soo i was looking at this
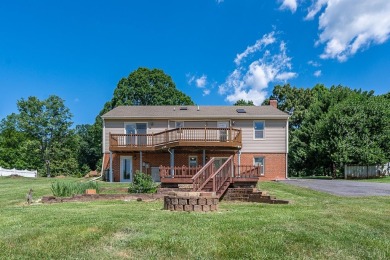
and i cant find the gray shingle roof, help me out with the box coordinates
[101,105,289,120]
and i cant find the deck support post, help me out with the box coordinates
[203,149,206,166]
[140,151,143,173]
[109,151,113,182]
[169,149,175,177]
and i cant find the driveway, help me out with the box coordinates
[281,179,390,196]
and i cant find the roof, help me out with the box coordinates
[102,105,289,120]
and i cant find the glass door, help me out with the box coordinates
[213,157,228,170]
[125,123,147,145]
[218,122,229,142]
[120,156,133,182]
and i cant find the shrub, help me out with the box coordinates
[51,181,100,197]
[128,171,158,193]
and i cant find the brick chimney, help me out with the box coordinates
[269,99,278,108]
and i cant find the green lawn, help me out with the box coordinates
[1,177,389,259]
[356,176,390,183]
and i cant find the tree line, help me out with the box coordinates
[0,67,389,177]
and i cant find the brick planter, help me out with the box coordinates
[163,192,219,212]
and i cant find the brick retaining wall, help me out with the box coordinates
[163,192,219,212]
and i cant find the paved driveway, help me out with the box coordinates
[281,179,390,196]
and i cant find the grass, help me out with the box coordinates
[1,176,389,259]
[355,176,390,183]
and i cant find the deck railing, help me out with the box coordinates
[110,127,242,151]
[192,158,216,191]
[159,165,202,179]
[234,165,263,178]
[158,163,262,183]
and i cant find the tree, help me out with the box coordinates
[234,99,254,106]
[75,124,101,171]
[89,67,195,170]
[0,114,34,169]
[265,84,389,177]
[106,67,194,112]
[16,95,76,176]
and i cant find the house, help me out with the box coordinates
[101,101,289,195]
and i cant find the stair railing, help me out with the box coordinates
[211,155,233,194]
[192,158,215,191]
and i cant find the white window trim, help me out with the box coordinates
[253,120,265,140]
[253,156,265,176]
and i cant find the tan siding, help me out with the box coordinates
[149,120,169,133]
[169,121,218,128]
[104,120,124,153]
[235,119,287,153]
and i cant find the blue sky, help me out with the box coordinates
[1,0,389,126]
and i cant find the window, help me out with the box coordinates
[253,121,265,139]
[175,121,184,128]
[253,156,265,176]
[189,156,198,168]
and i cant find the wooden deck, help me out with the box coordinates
[109,127,242,152]
[159,163,263,193]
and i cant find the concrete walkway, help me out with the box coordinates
[281,179,390,196]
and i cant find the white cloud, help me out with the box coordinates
[187,73,211,96]
[234,32,276,65]
[219,32,297,105]
[279,0,298,13]
[313,70,322,77]
[186,74,196,85]
[308,60,321,67]
[196,75,207,88]
[305,0,390,61]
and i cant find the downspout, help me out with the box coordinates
[90,117,106,182]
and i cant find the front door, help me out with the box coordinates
[120,156,133,182]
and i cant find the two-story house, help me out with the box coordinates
[101,101,289,195]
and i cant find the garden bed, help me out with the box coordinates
[42,193,165,203]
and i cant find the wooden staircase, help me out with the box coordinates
[192,155,234,199]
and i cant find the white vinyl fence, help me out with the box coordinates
[344,163,389,179]
[0,167,37,178]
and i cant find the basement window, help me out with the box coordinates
[180,107,188,110]
[253,156,265,176]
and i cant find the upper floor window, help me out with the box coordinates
[175,121,184,128]
[253,121,265,139]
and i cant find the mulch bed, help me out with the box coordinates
[41,193,165,203]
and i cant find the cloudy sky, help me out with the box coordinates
[1,0,389,125]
